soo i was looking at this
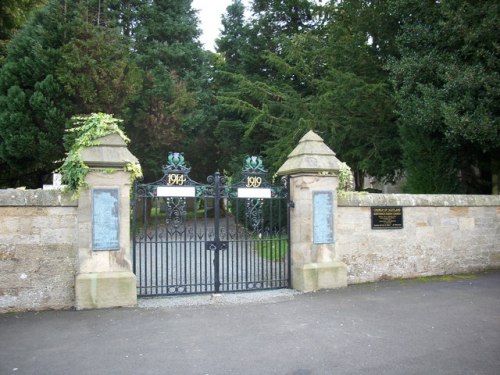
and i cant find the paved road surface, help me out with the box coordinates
[1,271,499,375]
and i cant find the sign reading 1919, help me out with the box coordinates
[246,176,262,188]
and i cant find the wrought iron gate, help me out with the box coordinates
[131,153,290,296]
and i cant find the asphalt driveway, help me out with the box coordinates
[1,271,499,375]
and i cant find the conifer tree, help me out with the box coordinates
[389,0,499,193]
[214,0,319,174]
[121,0,210,181]
[0,0,47,66]
[0,0,139,187]
[216,0,248,72]
[215,0,401,188]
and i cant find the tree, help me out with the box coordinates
[0,0,47,66]
[120,0,211,181]
[216,0,249,72]
[213,1,252,172]
[214,0,320,174]
[246,0,317,78]
[389,0,499,193]
[302,1,401,187]
[215,0,401,188]
[0,0,140,188]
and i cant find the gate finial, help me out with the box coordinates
[163,152,191,174]
[243,156,267,173]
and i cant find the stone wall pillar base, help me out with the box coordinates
[292,261,347,292]
[75,272,137,310]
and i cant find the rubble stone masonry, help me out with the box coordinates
[1,189,499,312]
[0,190,77,312]
[337,194,500,283]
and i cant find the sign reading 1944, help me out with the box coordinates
[371,206,403,229]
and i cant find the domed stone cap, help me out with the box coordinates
[276,130,342,176]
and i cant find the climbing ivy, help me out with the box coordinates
[338,162,354,193]
[58,113,142,197]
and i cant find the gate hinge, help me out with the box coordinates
[289,200,295,209]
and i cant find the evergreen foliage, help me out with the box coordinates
[0,0,47,66]
[0,0,498,194]
[0,0,139,188]
[389,0,499,193]
[216,0,248,72]
[119,0,211,182]
[215,0,401,189]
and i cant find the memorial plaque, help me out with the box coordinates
[92,188,120,250]
[313,192,334,244]
[371,206,403,229]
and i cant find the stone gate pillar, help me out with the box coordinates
[74,134,139,309]
[277,131,347,292]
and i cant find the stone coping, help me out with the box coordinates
[0,189,77,207]
[338,193,500,207]
[2,189,497,208]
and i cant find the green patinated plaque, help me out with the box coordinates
[313,191,334,244]
[92,188,120,250]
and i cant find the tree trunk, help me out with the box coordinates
[354,170,364,191]
[492,151,500,195]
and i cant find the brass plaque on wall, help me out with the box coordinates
[371,206,403,229]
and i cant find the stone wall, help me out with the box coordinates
[0,190,78,312]
[336,194,500,284]
[1,186,499,311]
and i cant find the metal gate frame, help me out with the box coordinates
[131,153,290,296]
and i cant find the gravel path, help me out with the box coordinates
[133,217,289,296]
[138,288,301,309]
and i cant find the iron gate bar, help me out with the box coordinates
[212,172,221,293]
[132,153,290,297]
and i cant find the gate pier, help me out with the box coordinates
[74,134,138,309]
[277,131,348,292]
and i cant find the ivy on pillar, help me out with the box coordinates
[277,130,348,292]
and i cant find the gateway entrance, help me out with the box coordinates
[131,153,290,296]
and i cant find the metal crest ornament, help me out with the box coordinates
[159,152,199,188]
[235,155,270,192]
[243,156,267,174]
[162,152,191,174]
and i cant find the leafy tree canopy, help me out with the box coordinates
[118,0,212,182]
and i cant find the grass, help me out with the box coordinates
[396,273,479,285]
[255,235,289,261]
